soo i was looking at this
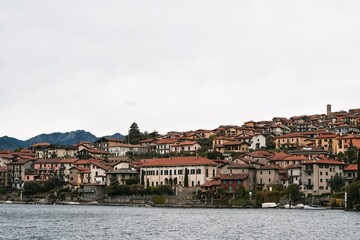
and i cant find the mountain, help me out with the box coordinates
[0,130,124,150]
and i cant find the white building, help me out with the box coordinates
[140,156,218,188]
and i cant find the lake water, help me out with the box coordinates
[0,204,359,240]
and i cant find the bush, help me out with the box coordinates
[152,195,166,204]
[24,181,42,194]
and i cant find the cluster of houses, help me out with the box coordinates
[0,104,359,199]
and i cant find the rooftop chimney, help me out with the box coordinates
[327,104,331,116]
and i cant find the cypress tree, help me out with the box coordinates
[357,149,360,181]
[184,168,189,187]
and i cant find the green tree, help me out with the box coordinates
[347,181,360,209]
[126,122,142,144]
[107,179,120,196]
[125,178,139,185]
[130,184,144,195]
[266,135,276,150]
[327,174,345,193]
[284,184,304,203]
[43,177,64,192]
[207,151,224,160]
[23,181,42,194]
[345,146,358,163]
[357,149,360,181]
[184,168,189,187]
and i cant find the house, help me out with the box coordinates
[139,156,218,188]
[156,138,179,155]
[200,179,221,193]
[108,143,148,157]
[314,133,338,154]
[223,141,250,153]
[139,139,157,151]
[274,132,315,149]
[8,159,35,189]
[343,164,358,186]
[78,183,107,201]
[170,141,201,154]
[59,158,78,182]
[285,164,302,185]
[212,137,232,153]
[94,137,124,151]
[0,166,10,189]
[32,158,61,181]
[68,166,91,186]
[31,143,77,159]
[300,157,345,196]
[226,163,256,191]
[335,134,360,154]
[0,153,13,166]
[256,165,286,191]
[219,174,250,193]
[106,168,139,186]
[77,148,110,159]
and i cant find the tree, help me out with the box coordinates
[127,122,141,144]
[358,149,360,181]
[184,168,189,187]
[42,177,64,192]
[345,146,358,163]
[266,135,276,150]
[23,181,42,194]
[347,181,360,209]
[107,179,120,196]
[284,184,304,203]
[207,151,224,160]
[327,174,345,193]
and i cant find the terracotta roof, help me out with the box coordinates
[31,142,51,147]
[140,157,217,167]
[34,159,62,164]
[219,174,249,180]
[344,164,358,171]
[70,166,91,173]
[176,141,199,146]
[314,134,338,139]
[0,154,14,159]
[227,163,256,169]
[0,166,9,172]
[80,148,110,154]
[201,179,221,187]
[301,158,345,165]
[223,141,249,146]
[59,158,78,163]
[156,138,179,144]
[139,139,156,143]
[258,164,283,170]
[271,152,289,160]
[285,164,301,169]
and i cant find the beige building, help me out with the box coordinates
[300,157,345,196]
[256,165,286,191]
[274,132,313,149]
[170,141,201,154]
[140,156,217,188]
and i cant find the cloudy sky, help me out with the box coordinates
[1,1,360,140]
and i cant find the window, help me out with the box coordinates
[260,171,262,175]
[320,172,322,175]
[269,171,271,175]
[320,179,323,183]
[237,180,240,185]
[192,181,194,187]
[229,180,232,185]
[212,169,215,177]
[178,170,182,175]
[191,169,195,174]
[196,169,201,174]
[229,186,232,192]
[269,178,271,183]
[224,180,227,184]
[206,169,209,177]
[174,170,177,175]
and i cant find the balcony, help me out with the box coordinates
[304,169,313,173]
[304,184,313,190]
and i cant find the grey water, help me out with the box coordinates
[0,204,359,240]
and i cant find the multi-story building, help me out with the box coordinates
[170,141,201,154]
[0,166,10,189]
[300,157,345,196]
[8,159,34,189]
[140,156,217,188]
[343,164,358,186]
[256,165,286,191]
[31,143,77,159]
[95,137,124,152]
[155,138,179,155]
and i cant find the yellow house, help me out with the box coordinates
[314,133,338,154]
[274,132,312,149]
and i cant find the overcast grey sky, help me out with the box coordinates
[1,1,360,140]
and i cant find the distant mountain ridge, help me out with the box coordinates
[0,130,124,150]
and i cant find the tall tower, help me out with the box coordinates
[327,104,331,116]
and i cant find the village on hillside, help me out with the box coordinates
[1,104,360,208]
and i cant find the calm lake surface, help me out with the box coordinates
[0,204,359,240]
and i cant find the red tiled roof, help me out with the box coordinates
[59,158,78,163]
[201,180,221,187]
[140,157,217,167]
[156,138,178,144]
[228,163,256,169]
[344,164,358,171]
[258,164,283,170]
[176,141,198,146]
[285,164,301,169]
[0,154,13,159]
[31,142,51,147]
[301,158,345,165]
[219,174,249,180]
[0,166,9,172]
[223,141,249,146]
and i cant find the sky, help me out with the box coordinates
[1,1,360,140]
